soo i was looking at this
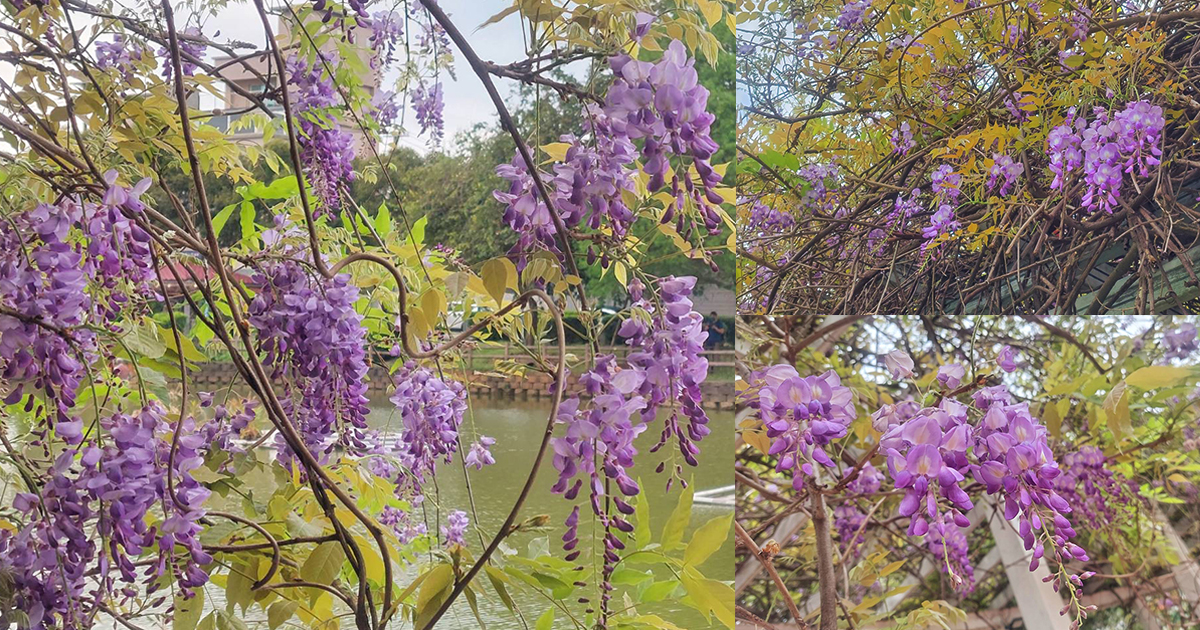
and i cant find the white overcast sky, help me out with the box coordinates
[182,0,535,154]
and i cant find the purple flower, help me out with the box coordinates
[884,349,915,379]
[441,510,469,546]
[890,121,914,155]
[987,153,1024,197]
[996,345,1018,372]
[938,363,965,389]
[159,26,205,83]
[633,12,655,41]
[412,81,445,144]
[745,365,855,489]
[286,54,357,212]
[1164,323,1198,360]
[464,436,496,470]
[390,362,468,484]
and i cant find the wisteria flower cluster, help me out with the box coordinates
[1163,322,1197,360]
[743,365,856,489]
[495,40,724,269]
[1046,100,1165,214]
[286,54,358,213]
[247,260,372,461]
[159,26,205,83]
[750,347,1093,605]
[0,172,156,434]
[388,361,468,484]
[1,403,211,628]
[550,276,710,621]
[923,164,962,247]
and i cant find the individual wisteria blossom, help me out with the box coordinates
[890,121,914,155]
[1047,100,1165,213]
[743,364,856,489]
[1164,322,1198,360]
[464,436,496,470]
[884,349,915,379]
[987,153,1025,197]
[997,345,1019,372]
[938,363,965,389]
[159,26,205,83]
[412,80,445,144]
[633,11,655,41]
[286,54,357,212]
[441,510,469,546]
[248,261,371,461]
[389,362,468,484]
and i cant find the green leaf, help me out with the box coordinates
[123,319,166,359]
[535,608,555,630]
[375,203,393,237]
[409,215,427,246]
[684,512,732,567]
[640,580,680,603]
[215,611,249,630]
[173,589,204,630]
[1125,366,1193,390]
[239,201,256,241]
[661,484,694,551]
[633,485,651,548]
[680,567,734,629]
[417,564,454,611]
[267,601,298,630]
[212,203,237,236]
[1103,380,1133,441]
[485,565,516,612]
[301,541,345,586]
[481,257,516,306]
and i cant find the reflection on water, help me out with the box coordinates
[372,398,735,629]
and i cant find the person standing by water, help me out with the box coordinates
[704,311,727,349]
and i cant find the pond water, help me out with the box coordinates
[128,398,733,629]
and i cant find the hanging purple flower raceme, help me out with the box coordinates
[389,361,468,485]
[368,10,404,68]
[605,41,724,234]
[987,153,1024,197]
[742,363,856,490]
[412,81,445,144]
[1047,100,1165,213]
[1163,322,1197,360]
[1053,446,1143,533]
[3,403,211,629]
[286,54,357,213]
[0,171,156,440]
[926,513,975,593]
[890,121,914,155]
[96,35,143,81]
[549,276,711,625]
[494,106,640,269]
[159,26,205,84]
[247,260,371,462]
[922,164,962,250]
[441,510,469,547]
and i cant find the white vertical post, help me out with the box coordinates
[987,502,1071,630]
